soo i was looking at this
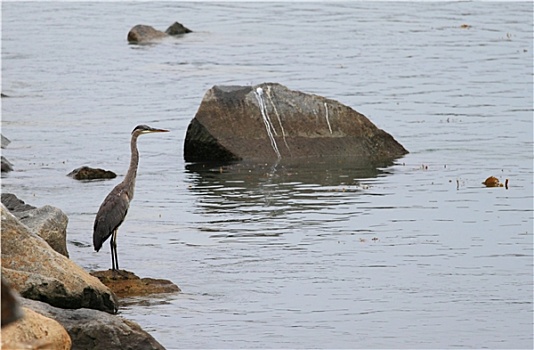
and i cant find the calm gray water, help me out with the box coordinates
[2,2,533,349]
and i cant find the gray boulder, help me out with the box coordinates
[1,204,118,314]
[22,298,165,350]
[1,193,69,257]
[184,83,408,162]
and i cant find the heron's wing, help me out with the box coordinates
[93,185,130,251]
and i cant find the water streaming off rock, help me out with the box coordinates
[2,2,532,349]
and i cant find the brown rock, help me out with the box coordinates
[127,22,192,44]
[68,166,117,180]
[1,306,72,350]
[184,83,408,162]
[127,24,168,43]
[1,204,118,314]
[91,270,180,298]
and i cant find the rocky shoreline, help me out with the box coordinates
[1,195,180,350]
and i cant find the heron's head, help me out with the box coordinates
[131,124,169,135]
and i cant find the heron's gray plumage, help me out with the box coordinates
[92,124,168,270]
[93,187,130,252]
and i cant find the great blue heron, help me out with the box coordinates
[93,125,169,271]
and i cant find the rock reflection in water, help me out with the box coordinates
[185,157,397,239]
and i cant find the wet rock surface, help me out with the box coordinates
[91,270,181,298]
[68,165,117,180]
[184,83,408,162]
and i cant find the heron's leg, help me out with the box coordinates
[112,229,119,271]
[110,231,116,271]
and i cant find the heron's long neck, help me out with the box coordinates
[123,133,140,199]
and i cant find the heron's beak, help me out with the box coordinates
[149,128,170,133]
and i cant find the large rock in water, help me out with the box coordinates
[184,83,408,162]
[1,205,118,314]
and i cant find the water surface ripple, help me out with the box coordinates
[2,2,532,349]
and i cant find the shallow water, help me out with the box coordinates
[2,2,533,349]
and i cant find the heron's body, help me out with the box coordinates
[93,125,168,271]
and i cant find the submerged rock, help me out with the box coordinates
[91,270,181,298]
[1,205,118,314]
[184,83,408,162]
[22,298,165,350]
[68,166,117,180]
[165,21,192,35]
[128,21,192,44]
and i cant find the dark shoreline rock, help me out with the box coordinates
[184,83,408,163]
[22,298,166,350]
[1,193,36,212]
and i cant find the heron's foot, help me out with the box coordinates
[109,269,130,279]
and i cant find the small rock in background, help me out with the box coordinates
[1,156,13,173]
[1,134,13,173]
[68,166,116,180]
[128,21,192,44]
[165,21,192,35]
